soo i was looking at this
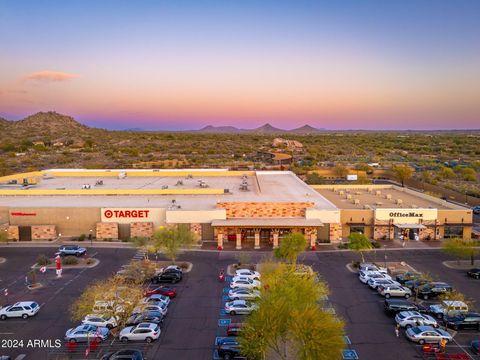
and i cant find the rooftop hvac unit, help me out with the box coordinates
[333,188,338,192]
[118,172,127,179]
[353,199,360,205]
[364,204,372,209]
[346,194,352,200]
[396,199,403,205]
[367,188,373,193]
[385,194,392,200]
[375,190,382,196]
[339,190,345,196]
[411,204,418,208]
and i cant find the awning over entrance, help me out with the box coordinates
[211,218,323,227]
[394,224,426,229]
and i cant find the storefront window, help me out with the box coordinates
[444,226,463,238]
[350,226,364,235]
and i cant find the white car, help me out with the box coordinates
[228,288,261,301]
[65,324,109,343]
[405,326,452,345]
[119,323,161,343]
[230,277,261,290]
[224,300,258,315]
[359,271,391,284]
[82,314,118,329]
[0,301,40,320]
[378,285,412,299]
[368,278,399,290]
[235,269,261,280]
[141,295,171,306]
[359,263,388,274]
[395,311,438,328]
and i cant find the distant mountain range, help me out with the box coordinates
[195,123,326,134]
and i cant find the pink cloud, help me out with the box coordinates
[23,71,79,82]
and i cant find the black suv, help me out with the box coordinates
[152,271,182,284]
[445,313,480,330]
[384,299,428,315]
[217,338,245,360]
[126,311,164,326]
[416,282,452,300]
[467,268,480,279]
[100,349,144,360]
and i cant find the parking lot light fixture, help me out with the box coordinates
[383,245,387,269]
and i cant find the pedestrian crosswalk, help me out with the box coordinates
[132,250,147,260]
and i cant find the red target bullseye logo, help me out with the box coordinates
[104,210,113,218]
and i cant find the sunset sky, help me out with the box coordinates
[0,1,479,130]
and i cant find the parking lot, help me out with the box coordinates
[0,247,479,360]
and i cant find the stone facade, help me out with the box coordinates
[31,225,56,240]
[96,222,118,240]
[419,227,435,240]
[329,223,342,242]
[7,225,18,241]
[216,202,315,218]
[130,222,153,238]
[190,223,202,241]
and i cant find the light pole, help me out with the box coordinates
[89,229,93,246]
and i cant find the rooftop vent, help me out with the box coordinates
[375,190,382,196]
[353,199,360,205]
[396,199,403,205]
[385,194,392,200]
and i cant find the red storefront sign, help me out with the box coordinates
[10,212,37,216]
[103,209,150,219]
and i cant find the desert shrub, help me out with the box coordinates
[78,234,86,241]
[37,254,52,266]
[62,256,79,265]
[180,262,189,270]
[85,258,95,265]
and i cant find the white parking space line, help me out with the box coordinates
[14,355,26,360]
[451,337,475,359]
[0,332,14,335]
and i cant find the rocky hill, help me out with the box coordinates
[9,111,90,136]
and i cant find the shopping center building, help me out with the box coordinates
[0,169,472,248]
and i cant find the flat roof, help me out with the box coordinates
[212,218,323,227]
[315,185,462,210]
[0,170,337,211]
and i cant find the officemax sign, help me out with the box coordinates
[101,208,165,224]
[375,208,437,224]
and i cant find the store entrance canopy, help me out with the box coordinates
[394,224,426,229]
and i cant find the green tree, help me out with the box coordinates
[439,167,455,179]
[347,232,373,262]
[153,224,196,263]
[274,233,307,265]
[333,164,349,178]
[239,262,344,360]
[129,236,155,259]
[305,172,325,185]
[392,164,413,187]
[443,238,480,266]
[70,277,144,329]
[0,229,8,244]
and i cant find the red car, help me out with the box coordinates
[145,286,177,298]
[226,323,244,336]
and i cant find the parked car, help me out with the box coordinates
[126,311,164,326]
[119,323,161,343]
[359,271,391,284]
[396,272,422,284]
[429,300,469,319]
[137,303,168,315]
[405,325,452,345]
[217,337,242,360]
[471,340,479,354]
[403,278,429,290]
[227,323,244,336]
[467,268,480,279]
[472,206,480,215]
[378,285,412,299]
[359,263,387,273]
[144,287,176,298]
[0,301,40,320]
[444,313,480,330]
[157,265,183,274]
[224,300,258,315]
[384,299,428,316]
[416,282,452,300]
[228,288,260,301]
[235,269,260,280]
[82,314,118,329]
[140,294,170,306]
[230,277,261,290]
[56,245,87,257]
[395,311,438,328]
[100,349,145,360]
[65,324,109,343]
[367,278,399,290]
[151,271,182,284]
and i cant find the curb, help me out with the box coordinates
[0,257,6,264]
[442,260,479,270]
[30,258,100,270]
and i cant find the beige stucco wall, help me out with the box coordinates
[305,209,341,223]
[165,209,226,224]
[9,207,101,237]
